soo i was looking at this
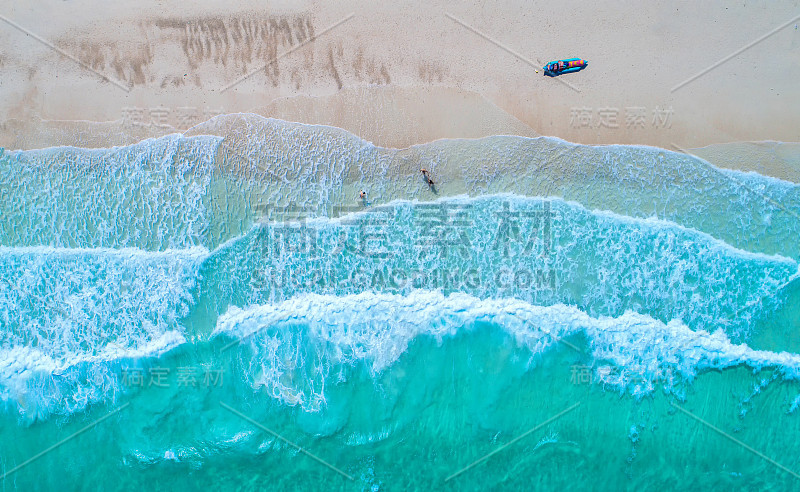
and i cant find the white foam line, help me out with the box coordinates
[262,193,798,266]
[213,290,800,388]
[0,331,187,393]
[720,167,800,188]
[3,133,224,155]
[3,114,793,188]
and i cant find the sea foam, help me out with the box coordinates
[213,290,800,411]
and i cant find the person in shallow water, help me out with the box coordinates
[359,190,366,200]
[420,168,435,187]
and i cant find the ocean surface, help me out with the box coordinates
[1,117,799,490]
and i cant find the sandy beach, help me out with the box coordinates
[1,1,799,160]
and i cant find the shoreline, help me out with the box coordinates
[4,111,799,185]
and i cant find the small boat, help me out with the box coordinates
[543,58,588,77]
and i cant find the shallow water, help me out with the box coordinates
[1,119,799,490]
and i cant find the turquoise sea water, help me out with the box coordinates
[1,118,799,490]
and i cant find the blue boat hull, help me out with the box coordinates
[543,58,588,77]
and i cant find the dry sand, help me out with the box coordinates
[1,1,799,167]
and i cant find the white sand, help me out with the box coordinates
[1,1,799,159]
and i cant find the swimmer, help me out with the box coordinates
[420,168,435,187]
[359,190,367,200]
